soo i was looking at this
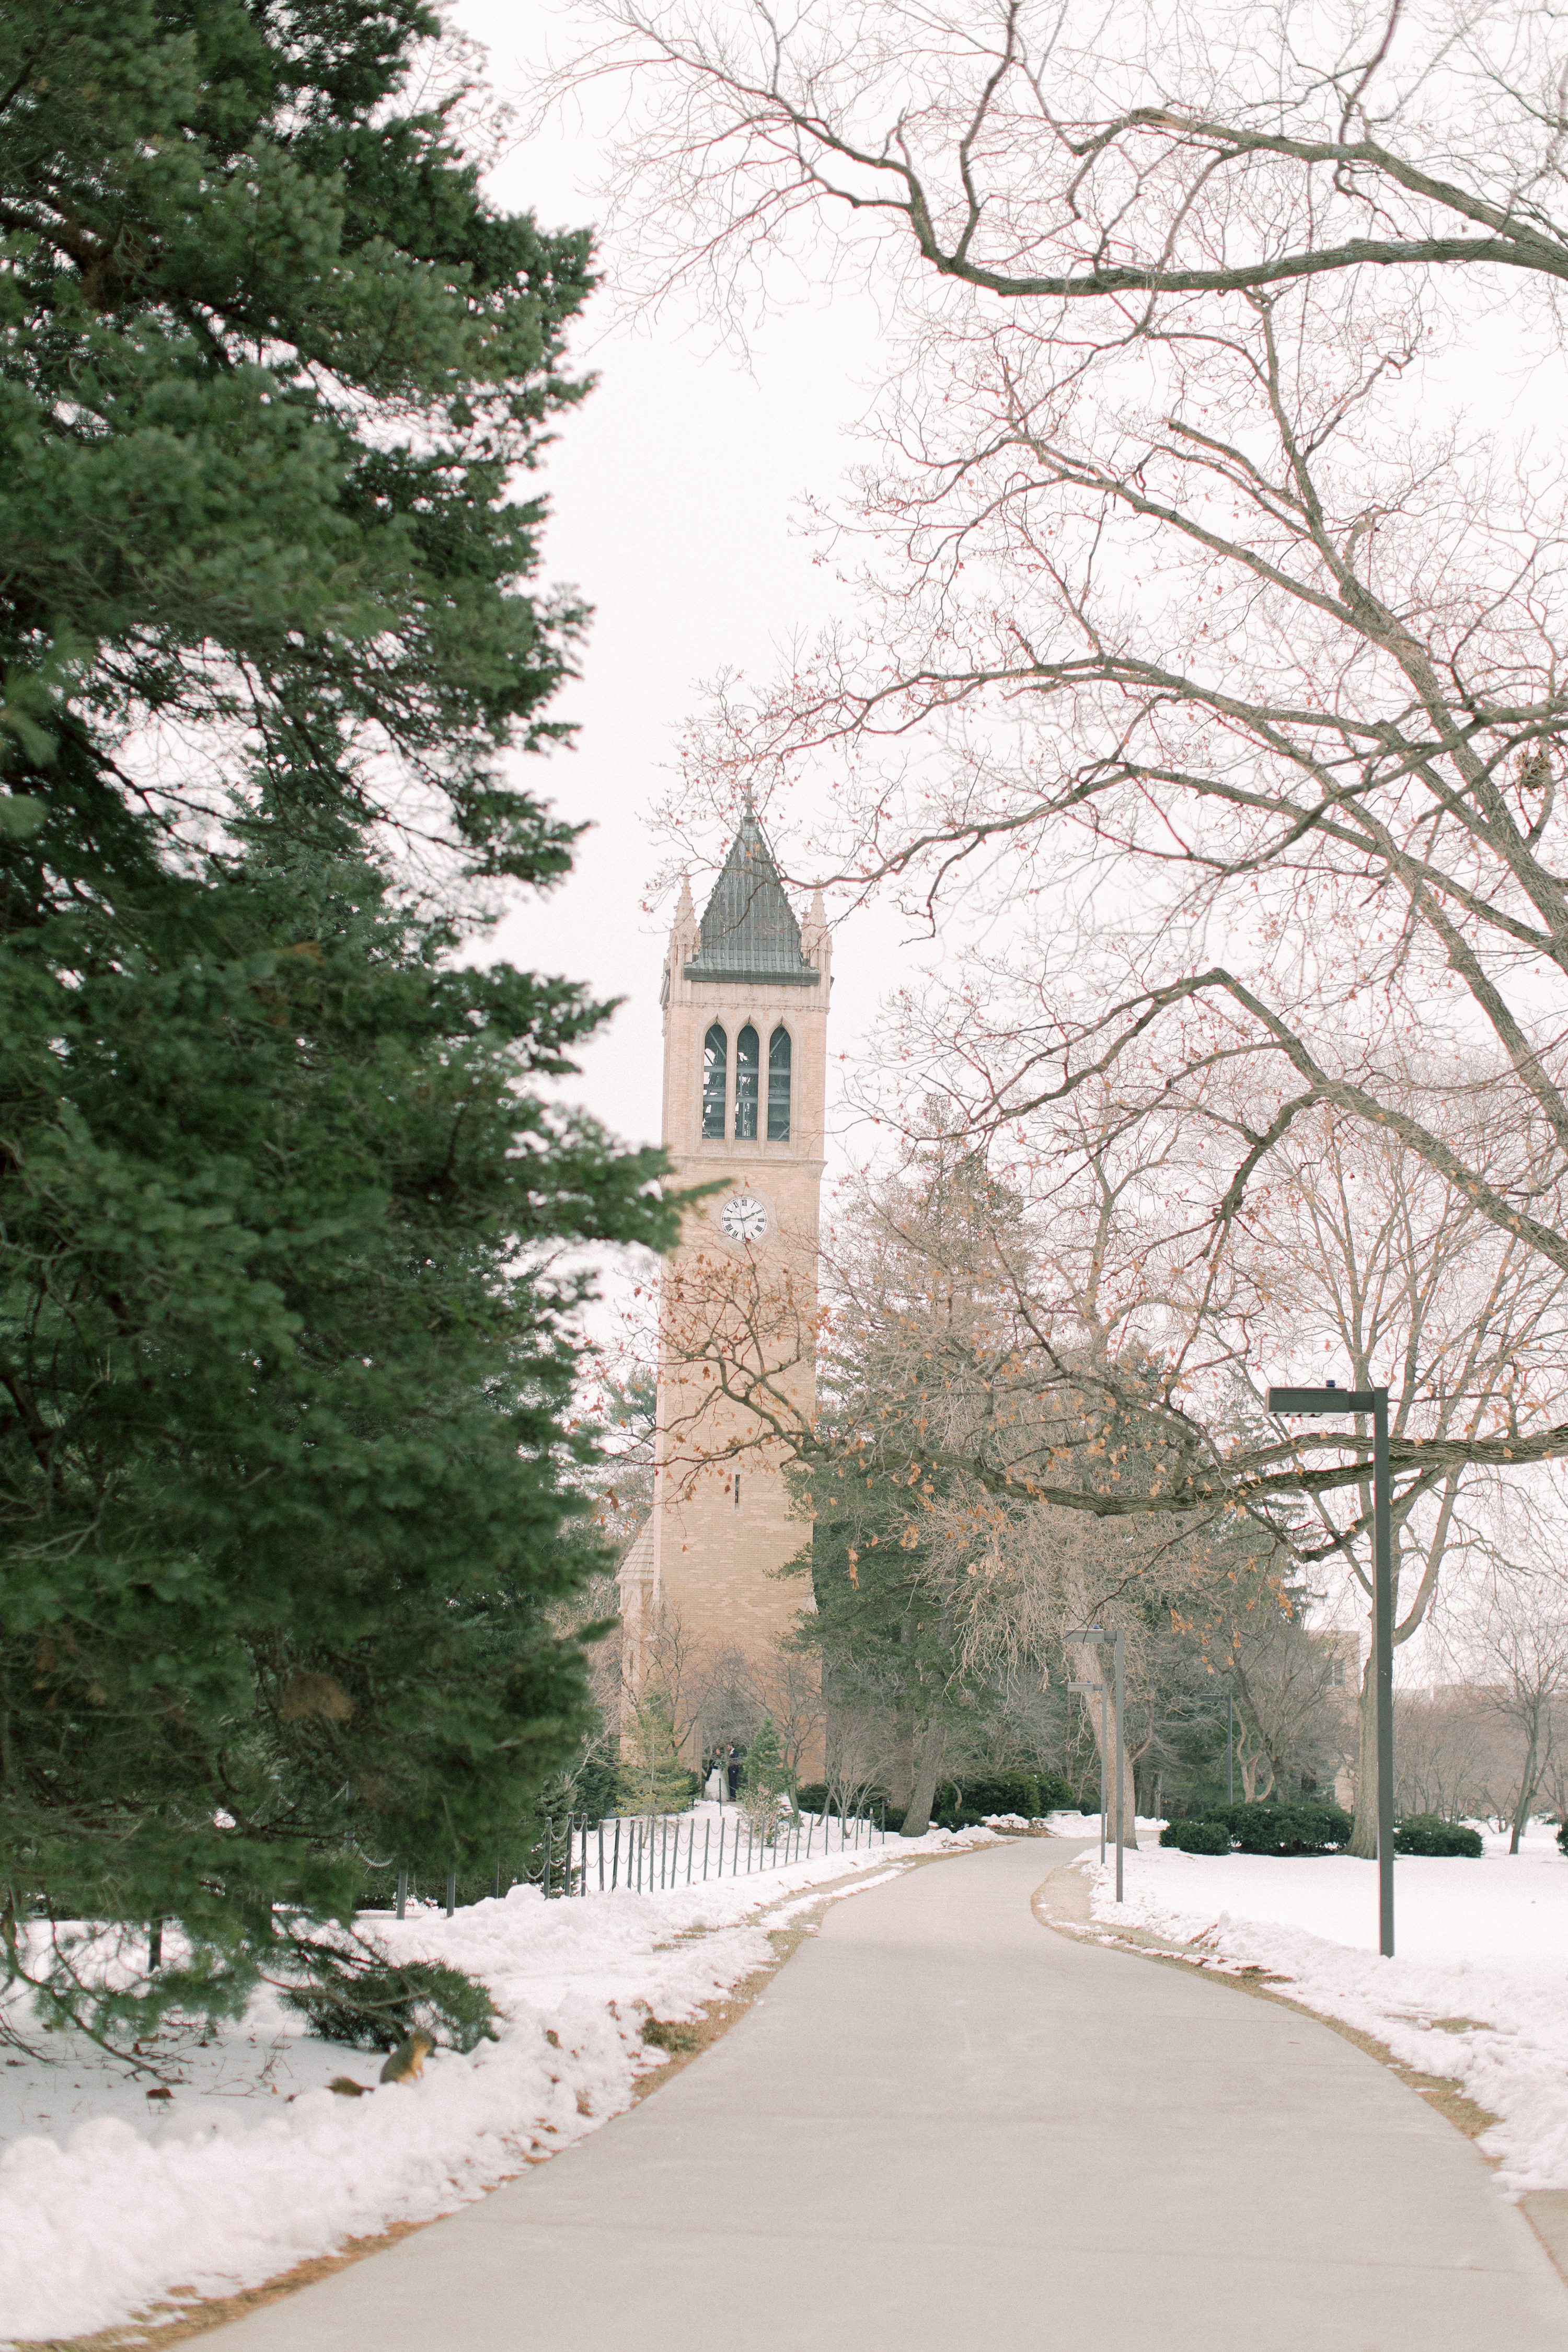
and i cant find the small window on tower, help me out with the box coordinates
[768,1024,791,1140]
[734,1023,759,1139]
[702,1024,727,1138]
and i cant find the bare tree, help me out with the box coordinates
[552,2,1568,314]
[1225,1093,1568,1848]
[1226,1613,1347,1803]
[1460,1541,1568,1848]
[1393,1685,1494,1819]
[551,1,1568,1531]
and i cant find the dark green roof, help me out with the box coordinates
[684,811,820,986]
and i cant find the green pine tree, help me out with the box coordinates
[616,1695,691,1818]
[739,1716,792,1842]
[0,3,672,2032]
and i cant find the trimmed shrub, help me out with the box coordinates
[932,1772,1077,1829]
[1162,1802,1351,1857]
[1227,1802,1351,1856]
[1160,1817,1232,1854]
[1395,1815,1484,1858]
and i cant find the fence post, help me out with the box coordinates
[396,1869,408,1921]
[704,1819,711,1881]
[445,1864,456,1918]
[611,1815,620,1890]
[543,1821,553,1900]
[598,1817,606,1893]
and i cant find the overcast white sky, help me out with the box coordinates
[452,0,915,1186]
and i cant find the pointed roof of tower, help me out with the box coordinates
[683,808,821,986]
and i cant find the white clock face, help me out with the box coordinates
[719,1193,769,1243]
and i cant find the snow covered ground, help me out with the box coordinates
[1082,1823,1568,2196]
[0,1821,995,2346]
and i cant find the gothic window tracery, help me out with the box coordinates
[768,1024,792,1140]
[702,1023,727,1138]
[734,1023,760,1139]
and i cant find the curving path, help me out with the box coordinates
[213,1837,1568,2350]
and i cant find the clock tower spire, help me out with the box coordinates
[622,812,829,1766]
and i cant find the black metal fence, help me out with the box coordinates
[372,1804,890,1918]
[548,1803,890,1898]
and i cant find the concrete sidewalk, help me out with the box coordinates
[213,1837,1568,2350]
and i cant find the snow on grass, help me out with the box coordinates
[0,1824,997,2346]
[1082,1824,1568,2195]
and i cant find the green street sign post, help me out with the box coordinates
[1267,1381,1394,1958]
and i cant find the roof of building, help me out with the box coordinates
[684,809,820,986]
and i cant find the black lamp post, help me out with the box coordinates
[1267,1380,1394,1958]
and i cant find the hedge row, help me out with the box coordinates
[1161,1802,1352,1857]
[1161,1804,1483,1858]
[793,1772,1079,1833]
[932,1772,1078,1829]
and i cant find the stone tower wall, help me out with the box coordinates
[624,846,828,1770]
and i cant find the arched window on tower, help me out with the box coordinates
[768,1024,792,1140]
[734,1023,760,1138]
[702,1024,727,1138]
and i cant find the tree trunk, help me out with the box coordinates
[1350,1653,1378,1859]
[1067,1635,1138,1850]
[1510,1719,1540,1854]
[886,1707,914,1810]
[899,1717,946,1838]
[1113,1727,1139,1852]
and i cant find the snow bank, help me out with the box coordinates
[0,1825,996,2344]
[1047,1810,1167,1841]
[1082,1825,1568,2195]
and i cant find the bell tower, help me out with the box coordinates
[620,812,828,1759]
